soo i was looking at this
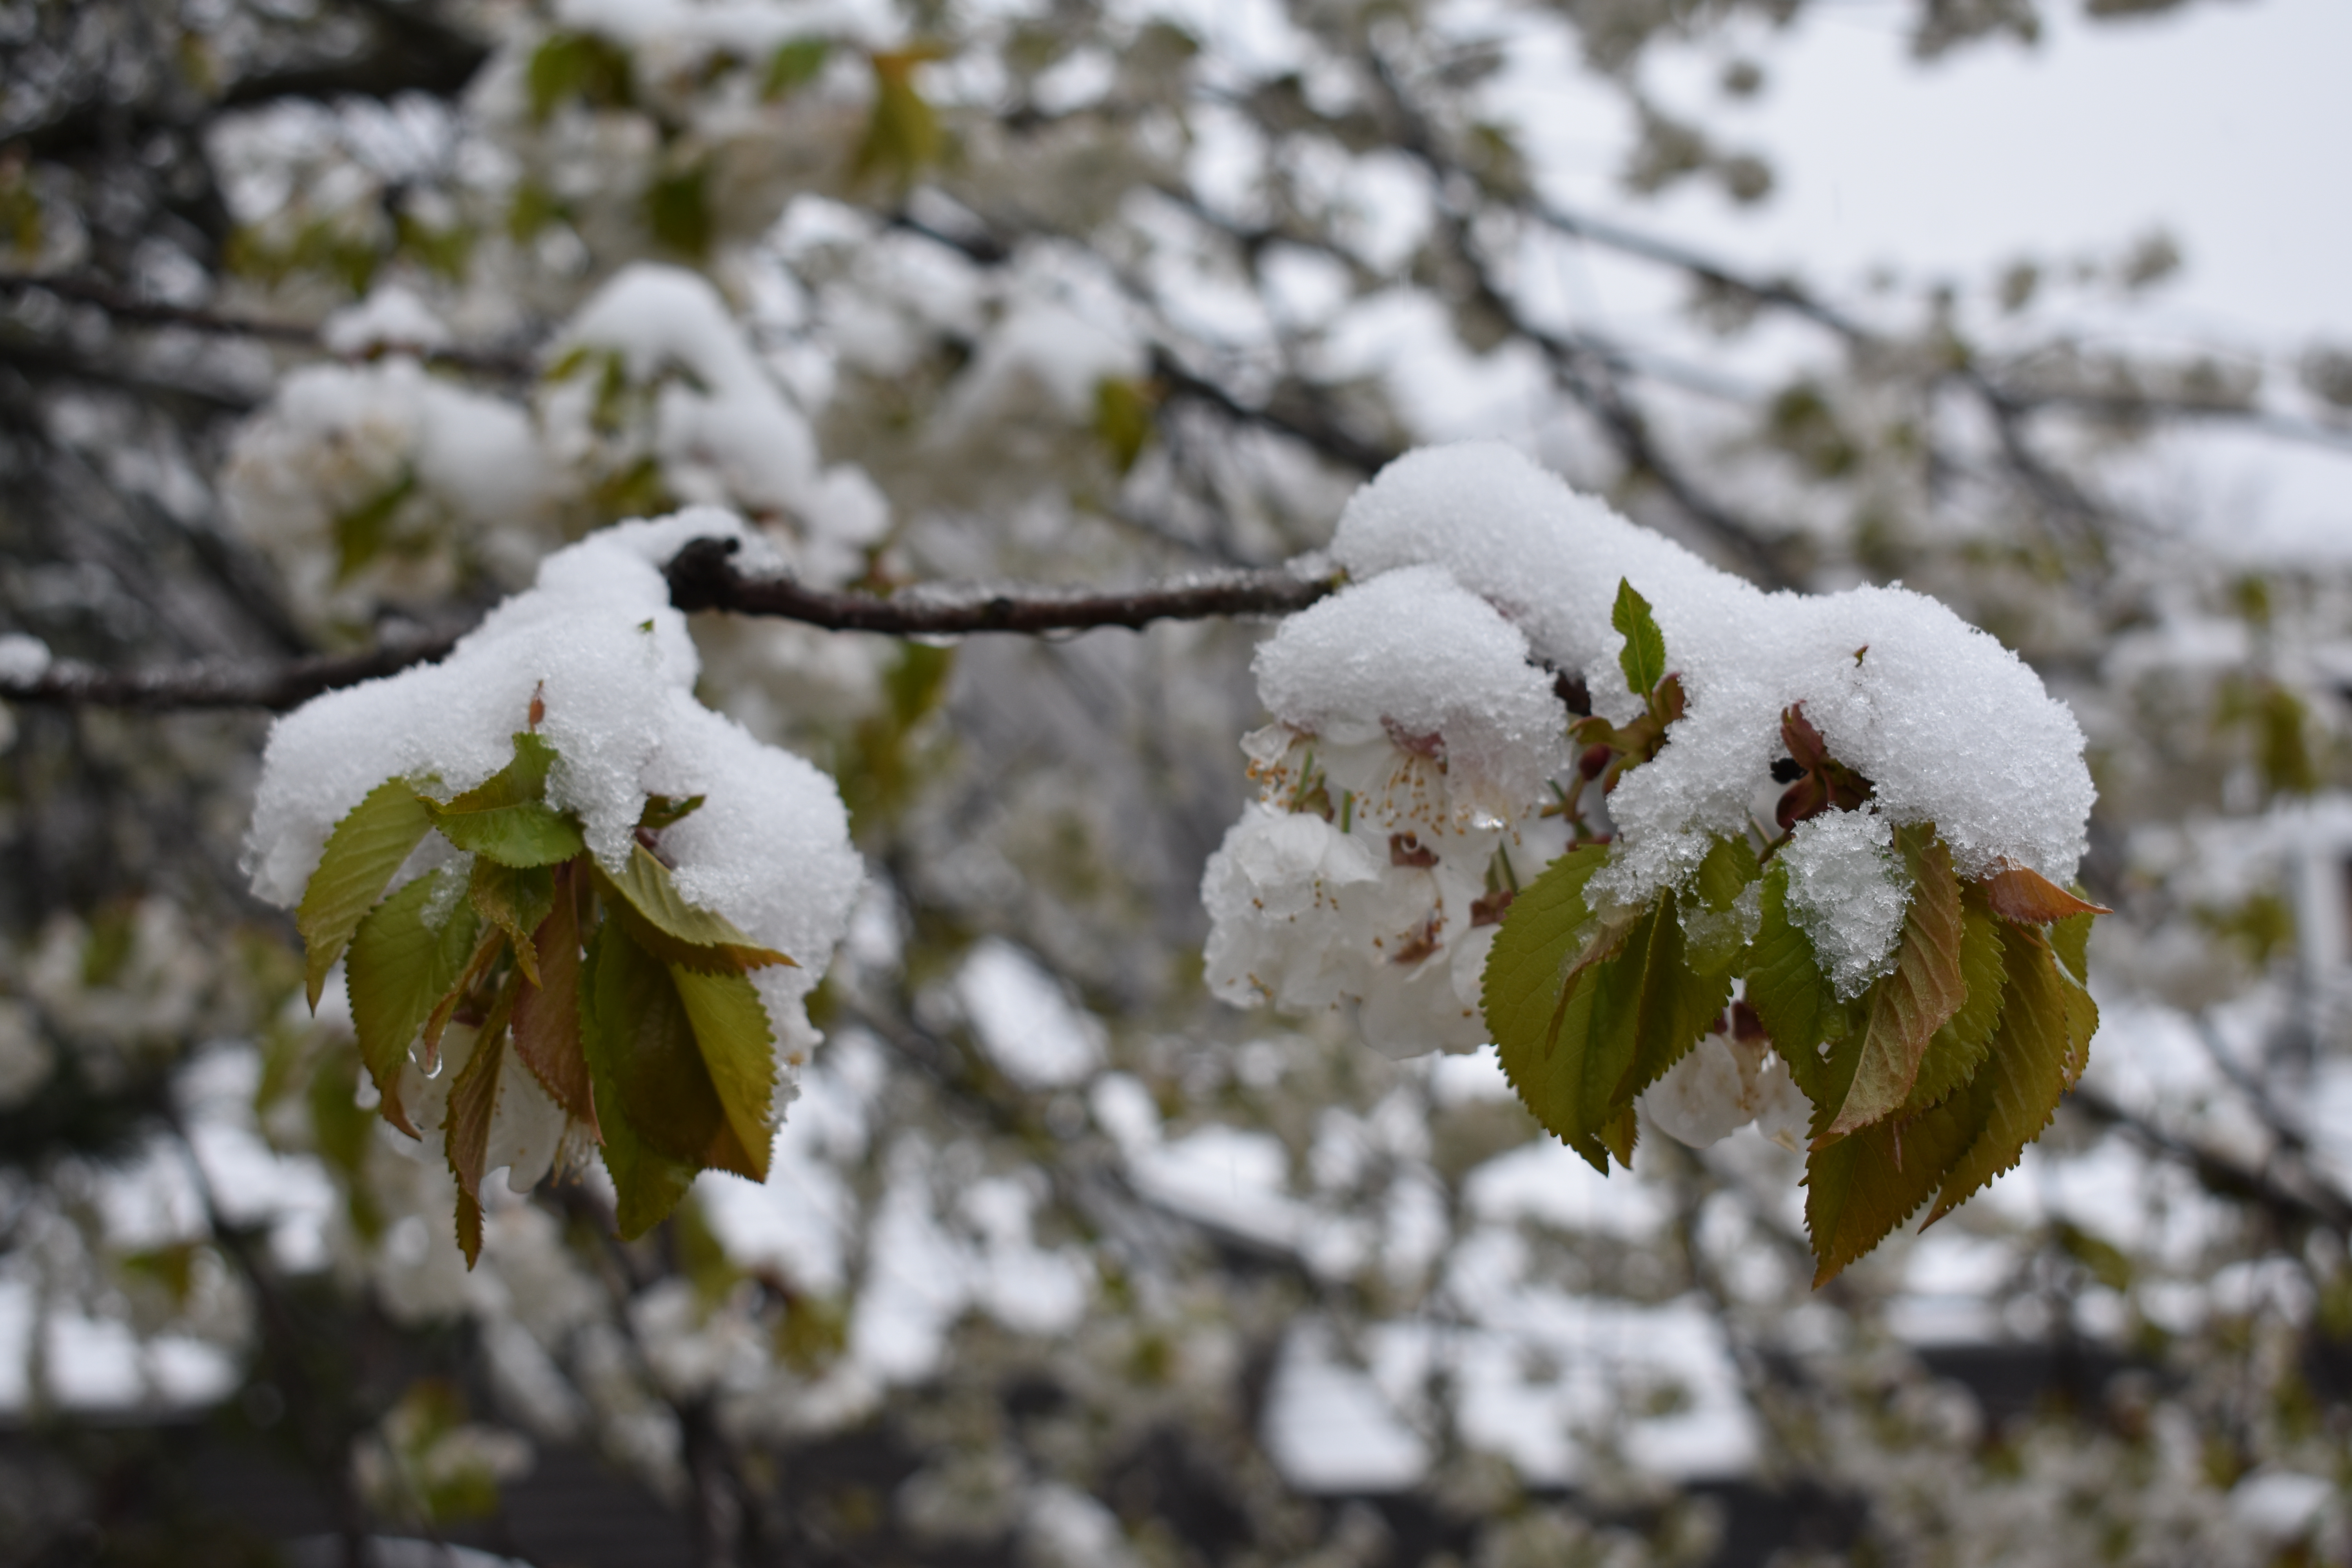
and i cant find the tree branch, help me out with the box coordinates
[0,545,1341,711]
[662,536,1339,637]
[0,273,537,379]
[2069,1084,2352,1237]
[1,622,466,711]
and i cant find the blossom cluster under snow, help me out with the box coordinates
[223,268,890,641]
[1203,441,2094,1078]
[247,509,865,1180]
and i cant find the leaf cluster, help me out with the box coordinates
[1484,600,2109,1282]
[295,729,795,1263]
[1566,581,1689,795]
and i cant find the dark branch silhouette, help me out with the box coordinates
[2,624,468,711]
[662,537,1340,635]
[0,543,1341,711]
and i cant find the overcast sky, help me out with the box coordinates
[1478,0,2352,557]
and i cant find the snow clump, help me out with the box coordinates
[1778,811,1910,1000]
[1203,441,2094,1058]
[247,507,865,1085]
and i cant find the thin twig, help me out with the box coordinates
[0,273,536,377]
[1,623,468,711]
[2069,1084,2352,1236]
[663,536,1340,637]
[0,546,1340,711]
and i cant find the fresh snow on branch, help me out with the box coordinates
[1204,442,2100,1228]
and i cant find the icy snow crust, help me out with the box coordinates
[1203,441,2094,1058]
[1779,811,1910,1000]
[247,508,864,1067]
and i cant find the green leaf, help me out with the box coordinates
[584,920,759,1180]
[1483,855,1728,1175]
[1745,861,1834,1097]
[332,470,416,584]
[645,162,711,261]
[469,858,554,985]
[2051,909,2093,984]
[1900,884,2007,1115]
[510,862,598,1136]
[1612,578,1668,699]
[1683,833,1763,973]
[638,794,706,831]
[1581,889,1731,1160]
[762,36,831,98]
[670,967,778,1183]
[593,842,795,974]
[1805,1070,1994,1285]
[1095,376,1157,474]
[299,778,435,1009]
[426,733,587,868]
[430,797,585,869]
[527,31,633,123]
[1693,833,1760,912]
[1484,845,1621,1170]
[1820,829,1967,1140]
[579,922,702,1239]
[345,868,481,1138]
[855,50,944,185]
[1926,925,2096,1225]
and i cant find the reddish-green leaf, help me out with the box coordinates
[298,779,434,1009]
[1983,865,2111,923]
[444,1025,502,1206]
[1820,829,1967,1140]
[441,996,552,1273]
[345,868,481,1138]
[1900,883,2007,1116]
[510,862,598,1136]
[1806,1069,1994,1285]
[584,918,759,1180]
[470,858,554,985]
[1746,860,1838,1101]
[1926,924,2095,1225]
[579,921,701,1239]
[422,921,506,1071]
[670,966,777,1183]
[638,793,706,831]
[454,1188,484,1270]
[593,842,795,974]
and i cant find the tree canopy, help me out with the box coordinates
[3,2,2351,1565]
